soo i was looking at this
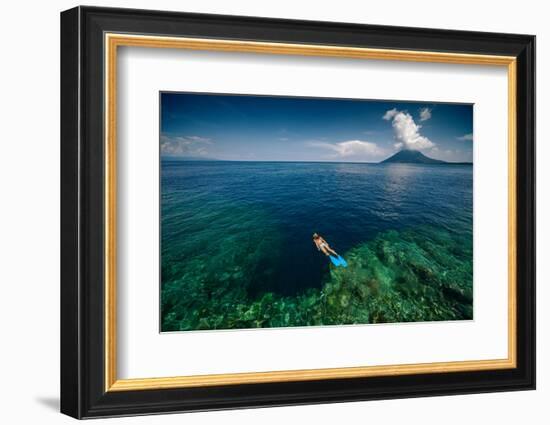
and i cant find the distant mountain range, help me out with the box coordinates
[380,149,471,165]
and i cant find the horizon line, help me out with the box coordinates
[160,157,473,165]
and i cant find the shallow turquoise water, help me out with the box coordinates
[161,161,472,331]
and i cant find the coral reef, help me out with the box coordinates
[161,226,472,331]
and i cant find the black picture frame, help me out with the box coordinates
[61,5,535,419]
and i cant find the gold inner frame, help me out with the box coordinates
[104,33,517,392]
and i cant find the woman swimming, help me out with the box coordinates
[312,233,339,257]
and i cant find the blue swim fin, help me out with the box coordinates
[337,255,348,268]
[329,255,341,266]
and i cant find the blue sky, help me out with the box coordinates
[160,92,473,163]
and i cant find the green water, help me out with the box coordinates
[163,228,473,331]
[161,223,473,331]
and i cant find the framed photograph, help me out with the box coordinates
[60,6,535,419]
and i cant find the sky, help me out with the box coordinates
[160,92,473,163]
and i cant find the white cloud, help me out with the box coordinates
[308,140,387,161]
[383,109,435,150]
[383,108,398,121]
[456,133,473,141]
[419,107,432,122]
[186,136,211,142]
[160,135,212,157]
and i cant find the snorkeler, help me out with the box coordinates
[312,233,339,257]
[313,233,348,267]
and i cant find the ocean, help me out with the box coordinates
[160,161,473,331]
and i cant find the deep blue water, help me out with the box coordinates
[161,161,472,298]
